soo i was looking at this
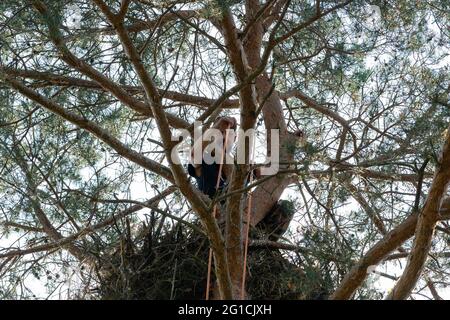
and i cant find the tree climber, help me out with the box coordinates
[187,116,238,199]
[186,116,300,242]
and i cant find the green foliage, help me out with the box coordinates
[0,0,449,300]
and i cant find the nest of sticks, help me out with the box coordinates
[95,204,332,300]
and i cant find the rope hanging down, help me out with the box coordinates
[241,132,256,300]
[205,126,256,300]
[205,124,231,300]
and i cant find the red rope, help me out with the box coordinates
[241,135,256,299]
[240,172,254,299]
[205,124,231,300]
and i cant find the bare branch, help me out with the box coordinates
[93,0,233,299]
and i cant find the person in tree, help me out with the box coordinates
[187,116,297,242]
[187,116,238,198]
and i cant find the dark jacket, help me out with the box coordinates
[187,161,226,198]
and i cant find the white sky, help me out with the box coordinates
[1,2,449,300]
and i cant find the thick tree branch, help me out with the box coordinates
[387,126,450,300]
[331,197,450,300]
[93,0,233,299]
[218,4,262,298]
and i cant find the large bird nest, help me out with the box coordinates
[95,218,333,300]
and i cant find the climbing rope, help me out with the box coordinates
[240,132,256,300]
[205,126,256,300]
[205,123,231,300]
